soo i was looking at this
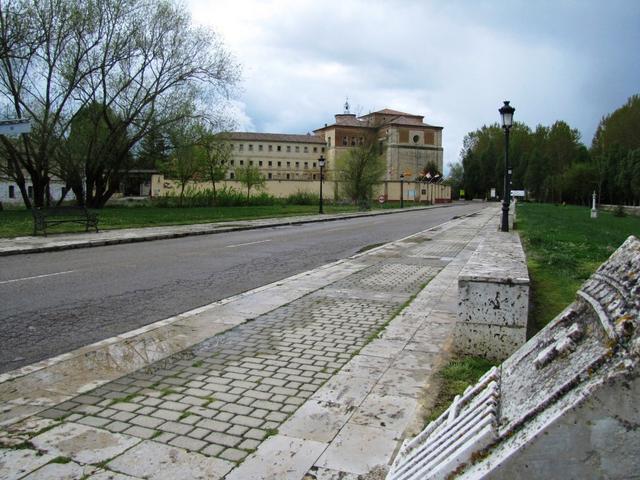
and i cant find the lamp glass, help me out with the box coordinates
[318,156,325,167]
[499,100,515,128]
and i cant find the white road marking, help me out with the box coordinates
[226,239,272,248]
[0,270,75,285]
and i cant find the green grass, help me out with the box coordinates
[424,356,496,424]
[517,202,640,332]
[0,201,419,238]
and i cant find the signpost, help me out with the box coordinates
[511,190,525,198]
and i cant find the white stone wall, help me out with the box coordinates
[0,179,76,204]
[455,230,530,362]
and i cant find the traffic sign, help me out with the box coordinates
[378,195,385,204]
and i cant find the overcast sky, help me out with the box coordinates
[188,0,640,173]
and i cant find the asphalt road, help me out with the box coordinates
[0,203,487,373]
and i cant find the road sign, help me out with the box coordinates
[378,195,385,204]
[512,190,526,197]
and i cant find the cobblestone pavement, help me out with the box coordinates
[0,207,497,479]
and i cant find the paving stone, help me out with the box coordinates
[158,401,189,412]
[197,418,231,432]
[220,447,248,462]
[158,421,193,435]
[244,428,267,440]
[220,403,252,415]
[123,425,157,439]
[215,411,235,422]
[111,402,140,413]
[107,440,233,480]
[104,421,130,433]
[21,460,85,480]
[130,415,164,429]
[250,400,282,411]
[204,431,242,447]
[110,411,136,422]
[31,422,140,465]
[0,448,56,480]
[230,415,264,428]
[169,435,207,452]
[151,409,182,421]
[238,438,261,451]
[201,444,225,456]
[77,415,111,428]
[225,435,326,480]
[227,425,249,436]
[265,411,288,422]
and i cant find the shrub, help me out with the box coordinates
[285,191,319,205]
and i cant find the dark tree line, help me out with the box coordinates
[0,0,239,208]
[453,94,640,206]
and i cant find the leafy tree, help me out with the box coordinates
[444,162,464,199]
[137,125,170,169]
[198,130,232,203]
[0,0,239,208]
[160,123,205,207]
[416,160,442,182]
[336,144,386,209]
[235,165,265,200]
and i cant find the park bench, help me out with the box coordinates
[31,206,99,236]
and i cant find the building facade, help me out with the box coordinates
[313,108,443,180]
[226,107,443,182]
[226,132,326,181]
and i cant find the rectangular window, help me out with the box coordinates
[287,161,291,167]
[295,146,300,153]
[239,144,244,151]
[230,172,234,179]
[249,160,253,166]
[248,144,253,151]
[351,137,356,146]
[313,147,317,153]
[259,161,263,166]
[268,173,272,179]
[342,136,348,146]
[304,146,308,153]
[268,161,273,166]
[295,162,299,168]
[277,145,281,151]
[231,144,235,150]
[328,137,332,147]
[313,162,316,168]
[286,173,290,179]
[322,147,325,152]
[268,145,273,152]
[286,146,291,152]
[240,160,244,165]
[313,174,317,180]
[8,185,15,198]
[277,161,282,167]
[230,160,235,166]
[304,162,308,168]
[258,144,263,151]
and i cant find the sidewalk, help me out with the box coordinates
[0,205,500,480]
[0,204,454,256]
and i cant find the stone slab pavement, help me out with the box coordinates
[0,204,455,256]
[0,205,502,480]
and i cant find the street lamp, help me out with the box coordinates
[499,100,515,232]
[318,155,325,214]
[400,173,404,208]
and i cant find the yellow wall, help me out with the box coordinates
[153,174,451,203]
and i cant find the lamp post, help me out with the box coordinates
[499,100,515,232]
[400,173,404,208]
[318,155,325,214]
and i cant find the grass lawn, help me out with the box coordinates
[423,356,496,425]
[517,202,640,332]
[0,201,416,238]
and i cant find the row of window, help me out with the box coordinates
[229,159,326,169]
[233,144,325,154]
[228,172,319,181]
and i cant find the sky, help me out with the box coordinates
[187,0,640,174]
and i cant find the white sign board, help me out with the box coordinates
[490,188,496,198]
[511,190,526,197]
[0,119,31,136]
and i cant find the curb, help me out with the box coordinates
[0,203,456,257]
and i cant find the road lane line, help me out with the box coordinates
[226,239,272,248]
[0,270,75,285]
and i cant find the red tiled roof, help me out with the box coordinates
[227,132,326,144]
